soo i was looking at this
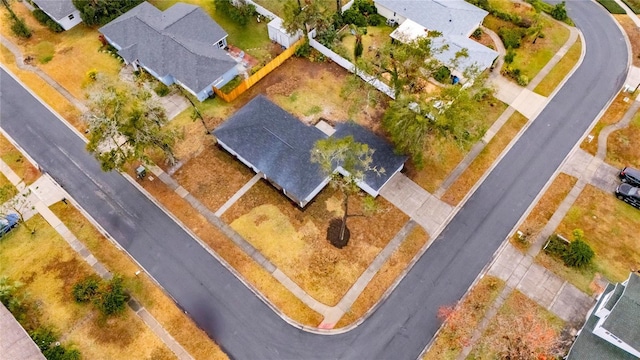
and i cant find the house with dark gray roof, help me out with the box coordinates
[213,95,407,207]
[99,1,239,101]
[567,272,640,359]
[374,0,498,75]
[32,0,82,30]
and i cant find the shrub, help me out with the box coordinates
[504,49,516,64]
[342,9,367,27]
[32,9,63,32]
[294,39,311,57]
[10,16,32,38]
[30,327,57,351]
[562,230,595,268]
[154,82,170,97]
[354,38,363,59]
[498,27,525,49]
[214,0,256,26]
[353,0,377,15]
[434,66,451,83]
[72,276,100,303]
[551,1,568,21]
[73,0,143,26]
[516,74,529,86]
[86,69,98,82]
[596,0,626,13]
[30,327,81,360]
[94,275,128,316]
[543,234,569,258]
[368,14,385,26]
[472,28,483,39]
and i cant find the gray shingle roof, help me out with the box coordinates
[376,0,488,37]
[99,2,236,94]
[602,273,640,351]
[333,122,407,193]
[213,95,329,205]
[32,0,77,20]
[567,283,639,360]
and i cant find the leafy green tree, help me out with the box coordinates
[282,0,331,37]
[382,97,433,168]
[214,0,256,26]
[311,136,382,247]
[72,0,143,26]
[357,34,446,98]
[84,74,179,172]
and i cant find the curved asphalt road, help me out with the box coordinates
[0,1,628,359]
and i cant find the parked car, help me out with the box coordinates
[618,166,640,187]
[0,213,19,237]
[615,183,640,209]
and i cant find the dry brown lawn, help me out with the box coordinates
[337,225,429,327]
[173,137,255,210]
[422,276,505,360]
[537,185,640,294]
[222,180,409,306]
[49,202,229,359]
[581,92,633,155]
[606,110,640,169]
[0,133,40,184]
[138,175,324,326]
[467,290,564,359]
[510,173,577,251]
[616,15,640,67]
[441,111,528,205]
[408,99,509,193]
[0,215,173,359]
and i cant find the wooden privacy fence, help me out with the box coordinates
[214,38,305,102]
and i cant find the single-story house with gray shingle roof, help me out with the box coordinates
[99,1,239,101]
[567,272,640,360]
[375,0,498,75]
[213,95,407,207]
[32,0,82,30]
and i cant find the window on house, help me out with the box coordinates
[217,40,224,48]
[68,14,74,20]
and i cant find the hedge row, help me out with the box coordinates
[32,9,64,33]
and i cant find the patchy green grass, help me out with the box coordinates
[537,185,640,294]
[339,25,395,62]
[596,0,627,14]
[34,41,55,63]
[622,0,640,13]
[0,173,17,203]
[534,39,582,97]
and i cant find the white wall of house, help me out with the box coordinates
[374,3,407,25]
[52,10,82,30]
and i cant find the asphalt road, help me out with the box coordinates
[0,1,628,359]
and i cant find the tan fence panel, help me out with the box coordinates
[214,38,305,102]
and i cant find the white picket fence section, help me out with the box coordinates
[308,38,395,99]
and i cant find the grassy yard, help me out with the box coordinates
[0,215,174,359]
[534,39,582,97]
[336,225,429,327]
[49,201,228,359]
[441,111,528,206]
[138,175,324,326]
[408,98,508,193]
[606,103,640,169]
[149,0,273,62]
[338,25,395,63]
[510,173,577,251]
[483,0,570,81]
[422,276,505,360]
[581,92,633,155]
[0,173,17,203]
[221,180,408,306]
[0,134,40,185]
[622,0,640,13]
[0,5,123,101]
[537,185,640,294]
[466,291,564,359]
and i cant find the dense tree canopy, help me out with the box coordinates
[84,75,179,172]
[72,0,143,26]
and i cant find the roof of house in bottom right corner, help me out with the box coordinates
[602,273,640,351]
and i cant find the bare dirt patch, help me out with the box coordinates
[222,180,409,306]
